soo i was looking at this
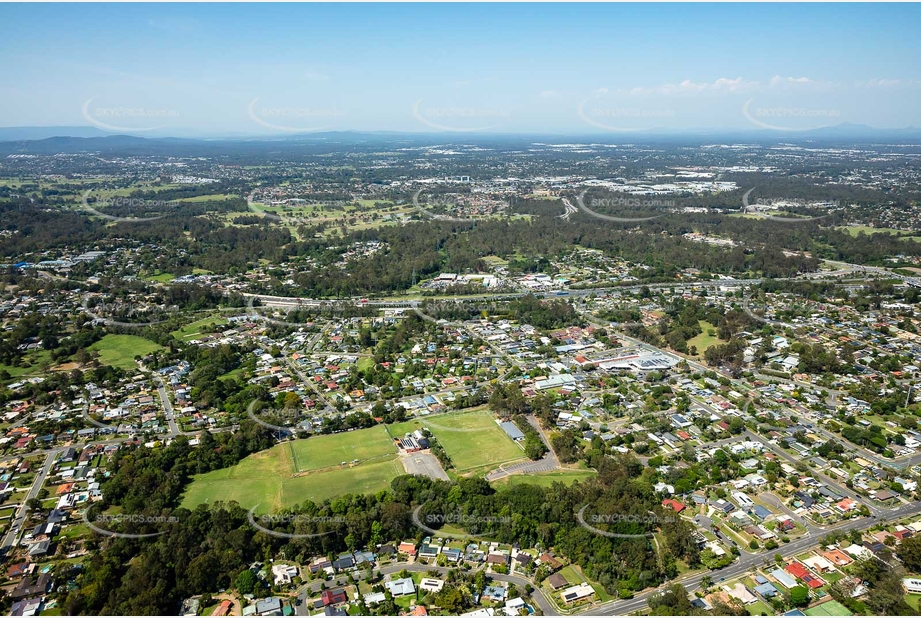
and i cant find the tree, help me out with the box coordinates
[897,534,921,572]
[790,585,808,606]
[236,569,257,595]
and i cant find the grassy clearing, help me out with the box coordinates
[144,272,176,282]
[181,431,402,513]
[173,193,236,202]
[687,320,721,356]
[171,315,229,341]
[746,599,771,616]
[837,225,906,237]
[288,425,395,472]
[906,594,921,611]
[282,457,401,504]
[490,469,597,488]
[87,335,165,369]
[0,350,53,380]
[181,446,295,513]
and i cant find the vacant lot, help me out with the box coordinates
[687,320,721,356]
[491,469,596,489]
[171,315,229,342]
[181,430,402,513]
[87,334,165,369]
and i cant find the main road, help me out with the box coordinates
[0,448,60,551]
[294,561,554,616]
[578,500,921,616]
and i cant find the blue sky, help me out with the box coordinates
[1,3,919,135]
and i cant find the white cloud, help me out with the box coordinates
[620,77,757,96]
[770,75,814,87]
[856,78,918,88]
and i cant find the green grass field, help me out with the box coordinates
[686,320,722,356]
[171,315,229,341]
[181,429,402,513]
[288,425,395,472]
[837,225,906,237]
[141,272,176,282]
[0,350,52,380]
[174,193,235,202]
[490,469,597,488]
[746,599,771,616]
[388,410,524,473]
[87,335,165,369]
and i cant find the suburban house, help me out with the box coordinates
[386,577,416,597]
[560,583,595,605]
[321,589,348,607]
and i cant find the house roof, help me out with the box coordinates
[547,572,569,589]
[386,577,416,596]
[785,562,809,579]
[662,499,685,513]
[321,589,347,606]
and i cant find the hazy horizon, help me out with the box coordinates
[1,3,920,136]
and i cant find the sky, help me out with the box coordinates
[1,3,919,136]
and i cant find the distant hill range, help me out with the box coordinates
[0,124,920,156]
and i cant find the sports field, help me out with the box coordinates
[87,334,165,369]
[288,425,395,471]
[388,409,525,473]
[181,426,401,513]
[804,600,852,616]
